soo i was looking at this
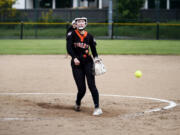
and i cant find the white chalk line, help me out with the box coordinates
[0,92,177,121]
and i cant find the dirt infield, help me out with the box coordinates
[0,55,180,135]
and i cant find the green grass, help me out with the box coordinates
[0,39,180,55]
[0,40,65,54]
[97,40,180,55]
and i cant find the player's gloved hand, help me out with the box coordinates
[74,58,80,66]
[93,57,106,76]
[94,57,101,63]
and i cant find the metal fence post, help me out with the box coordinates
[20,21,24,40]
[156,22,159,40]
[66,22,69,31]
[34,0,39,39]
[108,0,113,39]
[111,22,114,39]
[155,0,160,40]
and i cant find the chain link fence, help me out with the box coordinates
[0,22,180,39]
[0,8,180,39]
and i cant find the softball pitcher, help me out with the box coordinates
[66,17,102,116]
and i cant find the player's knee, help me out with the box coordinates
[87,82,96,90]
[89,86,98,93]
[78,86,86,93]
[78,89,86,96]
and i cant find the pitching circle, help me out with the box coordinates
[0,92,177,121]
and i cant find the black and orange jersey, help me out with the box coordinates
[67,29,98,61]
[66,26,75,40]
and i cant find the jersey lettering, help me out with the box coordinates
[74,43,89,49]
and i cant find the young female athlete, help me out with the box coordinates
[65,19,77,58]
[66,17,103,116]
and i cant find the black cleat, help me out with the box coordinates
[74,104,81,111]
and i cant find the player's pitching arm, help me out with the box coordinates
[66,32,80,65]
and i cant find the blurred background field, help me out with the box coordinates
[0,0,180,40]
[0,1,180,55]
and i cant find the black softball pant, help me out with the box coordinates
[71,58,99,108]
